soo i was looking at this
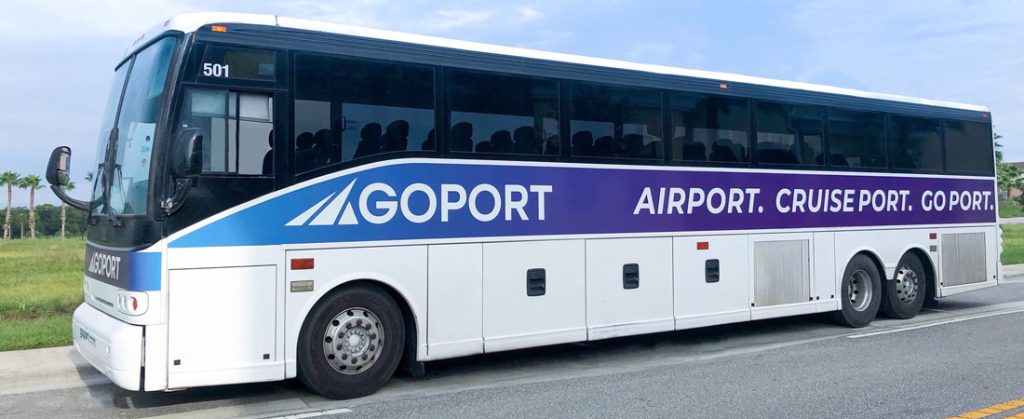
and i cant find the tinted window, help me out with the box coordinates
[670,93,749,163]
[177,89,274,175]
[889,115,942,171]
[293,54,434,173]
[826,109,885,169]
[447,70,558,155]
[944,120,994,175]
[570,83,662,159]
[755,102,823,166]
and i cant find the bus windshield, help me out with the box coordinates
[91,37,177,217]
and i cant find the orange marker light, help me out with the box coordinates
[291,258,315,270]
[697,241,710,250]
[719,83,728,89]
[211,25,228,33]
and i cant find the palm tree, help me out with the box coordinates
[18,175,43,239]
[1,171,18,240]
[60,181,76,239]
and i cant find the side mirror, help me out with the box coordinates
[46,146,90,211]
[173,129,203,178]
[46,146,72,186]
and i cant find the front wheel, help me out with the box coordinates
[879,253,927,319]
[830,254,882,328]
[298,284,405,399]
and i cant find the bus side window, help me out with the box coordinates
[755,101,823,167]
[944,120,994,175]
[889,115,942,172]
[670,93,750,164]
[568,82,662,160]
[446,70,559,156]
[292,54,434,174]
[177,89,274,176]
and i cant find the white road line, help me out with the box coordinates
[847,308,1024,339]
[271,408,353,419]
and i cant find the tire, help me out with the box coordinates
[830,254,882,328]
[879,253,927,319]
[298,284,405,399]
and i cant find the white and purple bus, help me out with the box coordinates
[47,13,1000,399]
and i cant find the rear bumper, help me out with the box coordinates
[72,303,144,391]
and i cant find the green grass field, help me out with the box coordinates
[1000,224,1024,265]
[0,238,84,351]
[999,202,1024,219]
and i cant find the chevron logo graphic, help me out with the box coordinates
[286,179,360,226]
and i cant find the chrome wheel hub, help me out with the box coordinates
[848,269,874,312]
[894,266,919,304]
[323,307,383,375]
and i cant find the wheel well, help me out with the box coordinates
[330,279,421,375]
[855,250,886,283]
[904,248,937,302]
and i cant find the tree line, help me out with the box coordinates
[2,171,86,240]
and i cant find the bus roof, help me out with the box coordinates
[134,12,989,114]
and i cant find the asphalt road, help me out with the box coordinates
[3,282,1024,419]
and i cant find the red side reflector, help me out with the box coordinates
[211,25,228,33]
[929,233,937,240]
[697,241,710,250]
[131,297,138,311]
[291,258,315,270]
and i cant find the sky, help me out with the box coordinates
[0,0,1021,207]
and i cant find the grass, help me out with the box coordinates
[1001,224,1024,265]
[0,238,84,351]
[999,201,1024,219]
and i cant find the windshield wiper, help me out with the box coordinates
[100,127,122,226]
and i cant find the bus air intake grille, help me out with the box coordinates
[941,233,987,287]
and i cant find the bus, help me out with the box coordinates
[47,12,1000,400]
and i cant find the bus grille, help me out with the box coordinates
[753,239,811,306]
[941,233,987,287]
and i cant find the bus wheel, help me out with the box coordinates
[298,284,405,399]
[880,253,926,319]
[830,254,881,328]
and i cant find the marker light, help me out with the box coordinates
[291,258,315,270]
[719,83,728,89]
[211,25,228,33]
[697,241,710,250]
[929,233,937,240]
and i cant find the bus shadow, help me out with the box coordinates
[76,367,304,412]
[410,313,839,382]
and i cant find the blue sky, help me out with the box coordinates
[0,0,1020,206]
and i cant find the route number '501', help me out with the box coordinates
[202,63,230,78]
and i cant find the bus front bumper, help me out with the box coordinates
[72,303,144,391]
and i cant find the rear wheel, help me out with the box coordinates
[879,253,927,319]
[831,254,882,328]
[298,284,404,399]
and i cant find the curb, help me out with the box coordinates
[0,345,109,395]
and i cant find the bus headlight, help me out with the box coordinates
[116,291,148,316]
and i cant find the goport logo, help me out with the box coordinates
[287,179,553,226]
